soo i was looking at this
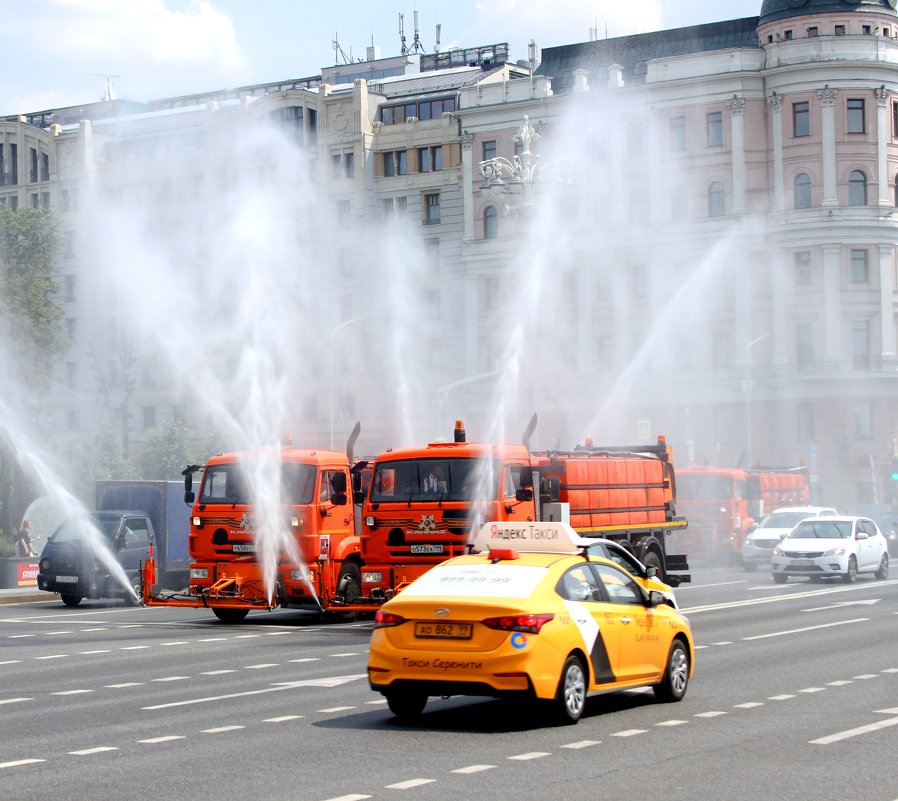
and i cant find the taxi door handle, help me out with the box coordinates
[620,617,632,624]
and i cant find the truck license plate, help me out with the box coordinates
[414,622,472,639]
[410,544,444,554]
[55,575,78,583]
[232,544,255,553]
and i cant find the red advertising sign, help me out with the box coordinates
[18,561,39,586]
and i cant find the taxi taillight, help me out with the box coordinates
[487,548,519,561]
[373,610,407,629]
[482,613,554,634]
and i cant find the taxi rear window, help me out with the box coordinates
[400,563,547,599]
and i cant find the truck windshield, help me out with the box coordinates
[199,462,317,505]
[678,474,733,500]
[50,514,120,543]
[369,458,499,503]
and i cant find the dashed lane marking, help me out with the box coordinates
[385,779,436,790]
[200,670,236,675]
[611,729,647,737]
[244,664,278,669]
[0,759,45,769]
[161,641,189,646]
[734,702,764,709]
[69,747,117,755]
[79,650,111,654]
[508,752,550,760]
[35,654,67,660]
[799,687,826,694]
[330,652,360,657]
[451,765,496,774]
[560,740,601,749]
[742,618,869,641]
[234,634,260,639]
[290,658,320,663]
[105,683,143,688]
[655,720,688,726]
[120,646,150,650]
[321,795,371,801]
[694,711,727,718]
[853,674,878,679]
[828,680,853,686]
[152,676,190,682]
[9,634,34,639]
[769,694,796,700]
[138,736,185,744]
[711,641,733,646]
[202,726,245,734]
[52,690,93,696]
[365,699,388,705]
[0,698,33,705]
[80,628,107,632]
[318,706,356,713]
[198,638,227,642]
[46,631,72,635]
[264,715,304,722]
[0,661,22,665]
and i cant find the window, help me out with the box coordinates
[594,562,644,606]
[852,321,871,369]
[557,565,601,603]
[381,97,455,124]
[40,153,49,181]
[793,101,810,137]
[383,150,408,177]
[423,192,440,225]
[847,99,865,134]
[807,26,818,37]
[331,154,342,178]
[65,317,77,343]
[708,181,725,217]
[29,148,38,183]
[417,146,443,172]
[794,173,812,208]
[484,205,498,239]
[795,251,812,284]
[835,25,846,36]
[851,249,869,283]
[671,116,686,151]
[706,112,723,146]
[784,29,793,40]
[848,170,867,206]
[863,25,872,35]
[344,152,354,178]
[143,405,157,430]
[854,400,873,439]
[64,274,76,301]
[797,321,814,365]
[798,403,815,442]
[272,106,305,143]
[482,140,497,162]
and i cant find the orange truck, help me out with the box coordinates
[141,425,371,622]
[676,465,810,564]
[354,420,690,605]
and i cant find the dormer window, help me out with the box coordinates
[863,25,872,35]
[835,25,846,36]
[784,29,793,40]
[807,27,818,37]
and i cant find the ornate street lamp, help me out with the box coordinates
[479,115,541,213]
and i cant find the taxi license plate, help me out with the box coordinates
[414,622,472,640]
[56,575,78,583]
[410,544,444,554]
[232,544,255,553]
[790,559,813,566]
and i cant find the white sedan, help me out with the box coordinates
[771,516,890,584]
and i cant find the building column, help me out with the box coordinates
[459,130,475,241]
[771,250,788,366]
[879,243,896,361]
[769,92,784,211]
[818,86,839,206]
[876,86,891,206]
[728,95,746,212]
[822,244,842,363]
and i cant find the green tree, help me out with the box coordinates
[0,206,62,543]
[136,419,194,480]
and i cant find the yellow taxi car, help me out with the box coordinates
[367,521,694,724]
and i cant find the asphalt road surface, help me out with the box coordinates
[2,563,897,801]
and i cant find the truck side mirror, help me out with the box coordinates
[331,491,347,506]
[185,490,195,505]
[353,490,366,505]
[515,488,533,502]
[331,472,347,493]
[518,466,533,488]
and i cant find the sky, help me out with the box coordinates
[0,0,764,116]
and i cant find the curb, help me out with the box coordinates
[0,590,59,606]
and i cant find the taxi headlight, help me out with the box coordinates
[190,567,209,579]
[823,547,846,557]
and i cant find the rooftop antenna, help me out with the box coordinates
[399,12,408,55]
[410,9,425,54]
[435,22,442,54]
[94,73,119,102]
[333,32,352,65]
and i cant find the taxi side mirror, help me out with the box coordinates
[645,565,658,578]
[647,590,666,607]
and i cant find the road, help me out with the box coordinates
[1,564,897,801]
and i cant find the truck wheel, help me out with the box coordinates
[552,654,587,724]
[642,551,663,578]
[653,639,689,702]
[212,607,248,624]
[60,593,82,607]
[386,689,427,721]
[337,562,362,602]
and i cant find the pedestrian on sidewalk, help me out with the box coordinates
[15,520,36,558]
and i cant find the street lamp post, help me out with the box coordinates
[744,333,770,468]
[479,115,541,214]
[329,317,362,449]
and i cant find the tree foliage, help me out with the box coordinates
[136,419,194,480]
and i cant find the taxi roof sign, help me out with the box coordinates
[474,521,591,554]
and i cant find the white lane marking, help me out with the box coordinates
[0,698,33,705]
[385,779,436,790]
[244,664,278,669]
[290,658,320,663]
[80,628,107,632]
[561,740,601,749]
[655,720,688,726]
[120,646,150,650]
[330,652,360,657]
[734,702,764,709]
[79,650,111,654]
[508,752,551,760]
[52,690,93,696]
[802,599,881,612]
[35,654,67,660]
[799,687,826,694]
[0,759,45,769]
[69,747,117,755]
[198,638,227,642]
[0,661,22,665]
[202,726,245,733]
[321,795,371,801]
[711,641,733,646]
[811,715,898,745]
[265,715,304,722]
[153,676,190,682]
[611,729,647,737]
[200,670,236,675]
[769,694,796,700]
[264,631,290,636]
[234,634,260,639]
[694,711,727,718]
[684,580,898,614]
[139,736,186,744]
[118,624,143,628]
[161,641,189,646]
[828,680,853,686]
[452,765,497,774]
[9,634,35,639]
[365,699,388,705]
[46,631,72,635]
[742,618,868,641]
[318,706,356,713]
[678,580,748,590]
[142,674,367,710]
[882,668,898,673]
[853,674,878,680]
[105,683,143,688]
[694,645,709,650]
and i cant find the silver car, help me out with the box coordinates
[771,516,890,584]
[742,506,837,572]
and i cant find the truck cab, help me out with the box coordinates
[37,510,154,607]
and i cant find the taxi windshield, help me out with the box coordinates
[199,462,317,505]
[369,458,499,503]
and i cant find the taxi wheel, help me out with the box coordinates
[554,655,587,724]
[875,554,889,580]
[653,639,689,702]
[386,690,427,721]
[842,556,858,584]
[60,593,82,607]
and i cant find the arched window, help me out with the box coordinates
[794,173,812,209]
[708,181,725,217]
[484,205,498,239]
[848,170,867,206]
